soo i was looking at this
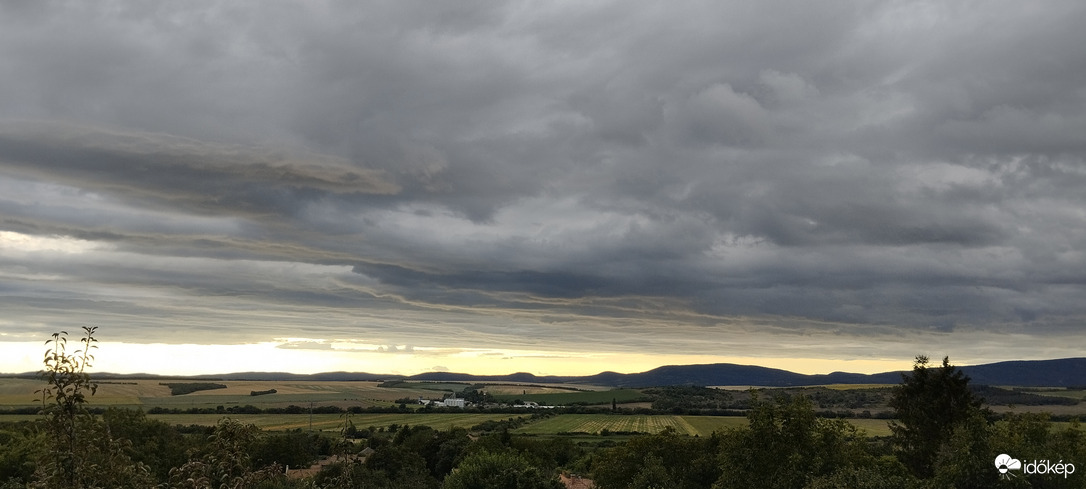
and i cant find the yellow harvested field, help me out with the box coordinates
[0,378,161,406]
[819,384,897,390]
[0,378,451,408]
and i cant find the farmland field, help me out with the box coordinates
[818,384,897,390]
[134,413,891,437]
[513,414,741,436]
[0,412,521,432]
[488,388,646,405]
[483,385,587,396]
[1013,388,1086,401]
[147,413,520,432]
[0,378,444,409]
[512,414,895,437]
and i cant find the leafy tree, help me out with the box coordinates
[713,395,869,489]
[985,414,1086,489]
[442,451,563,489]
[33,327,99,487]
[803,459,914,489]
[926,411,1086,489]
[928,411,998,489]
[31,327,154,489]
[888,356,983,478]
[0,426,45,486]
[167,418,284,489]
[592,428,720,489]
[251,430,325,471]
[363,445,438,488]
[101,408,191,481]
[509,437,582,475]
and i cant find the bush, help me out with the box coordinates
[443,451,563,489]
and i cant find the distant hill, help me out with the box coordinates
[406,358,1086,388]
[956,358,1086,387]
[401,364,905,388]
[6,358,1083,387]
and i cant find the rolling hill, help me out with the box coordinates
[6,358,1083,388]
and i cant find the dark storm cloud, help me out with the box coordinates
[1,0,1085,364]
[0,123,398,216]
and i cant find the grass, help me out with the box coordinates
[679,415,749,435]
[847,418,893,437]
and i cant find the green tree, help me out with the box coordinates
[713,395,869,489]
[984,414,1086,489]
[888,356,983,478]
[803,459,914,489]
[167,418,284,489]
[592,428,720,489]
[33,327,99,488]
[31,327,154,489]
[928,411,998,489]
[101,408,192,481]
[442,451,563,489]
[0,426,45,486]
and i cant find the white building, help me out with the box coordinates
[443,398,465,408]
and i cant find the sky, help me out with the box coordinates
[1,1,1085,377]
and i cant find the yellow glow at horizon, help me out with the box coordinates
[0,230,102,253]
[0,341,909,377]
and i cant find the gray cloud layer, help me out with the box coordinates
[1,0,1085,366]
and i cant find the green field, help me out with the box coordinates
[513,414,741,436]
[0,412,527,432]
[1014,388,1086,401]
[488,388,646,405]
[150,413,520,432]
[512,414,895,437]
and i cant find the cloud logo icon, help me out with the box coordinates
[995,454,1022,475]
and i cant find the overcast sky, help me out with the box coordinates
[1,0,1084,376]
